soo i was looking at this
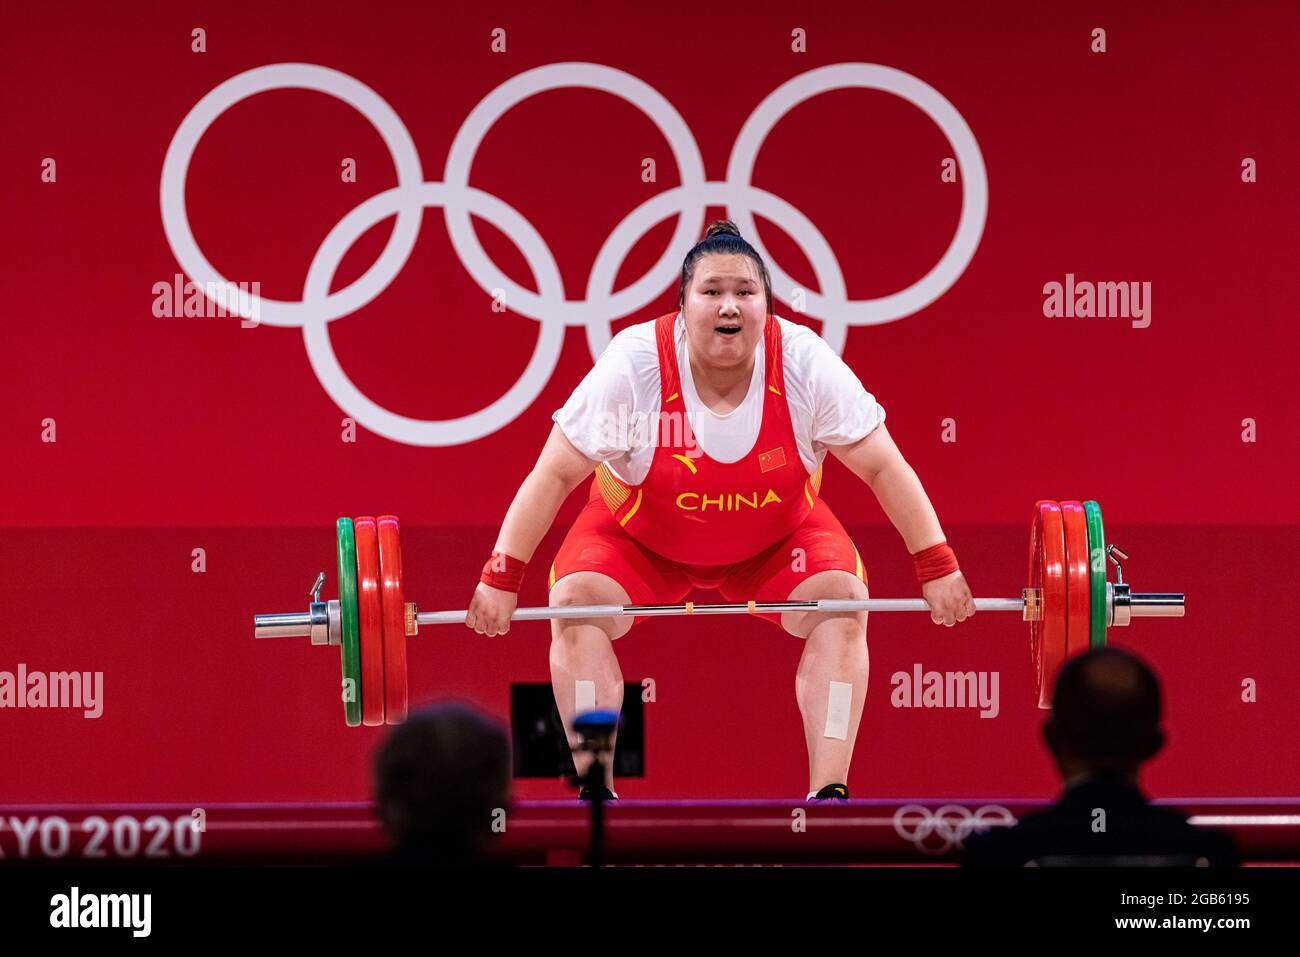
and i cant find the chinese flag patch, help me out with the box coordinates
[758,447,787,473]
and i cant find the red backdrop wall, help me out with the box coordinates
[2,0,1297,803]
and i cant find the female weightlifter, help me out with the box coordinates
[466,221,975,800]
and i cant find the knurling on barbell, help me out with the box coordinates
[256,501,1185,724]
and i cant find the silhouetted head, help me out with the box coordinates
[1044,648,1165,780]
[374,701,510,861]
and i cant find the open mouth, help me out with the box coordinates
[714,324,743,336]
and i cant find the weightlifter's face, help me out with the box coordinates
[682,254,767,371]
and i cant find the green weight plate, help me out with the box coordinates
[336,517,363,727]
[1084,501,1107,648]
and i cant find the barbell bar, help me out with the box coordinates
[256,593,1180,631]
[252,499,1185,725]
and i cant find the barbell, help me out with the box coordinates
[253,499,1185,726]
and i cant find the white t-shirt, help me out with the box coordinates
[553,314,886,485]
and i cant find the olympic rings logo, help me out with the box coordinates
[161,62,987,446]
[892,803,1015,855]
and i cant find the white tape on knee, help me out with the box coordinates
[575,679,597,713]
[823,681,854,740]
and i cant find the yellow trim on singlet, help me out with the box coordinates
[666,391,680,402]
[619,488,644,526]
[855,548,865,583]
[671,453,698,474]
[595,462,631,510]
[802,465,824,509]
[768,385,782,396]
[549,563,557,589]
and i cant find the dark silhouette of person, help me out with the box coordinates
[373,701,512,866]
[963,648,1238,867]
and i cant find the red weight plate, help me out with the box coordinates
[1029,501,1068,710]
[378,515,409,725]
[1059,501,1092,661]
[353,517,386,727]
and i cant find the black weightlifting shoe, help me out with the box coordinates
[807,783,850,803]
[577,785,618,801]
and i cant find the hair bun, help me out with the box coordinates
[703,219,742,240]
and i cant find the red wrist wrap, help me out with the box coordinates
[480,551,526,593]
[912,542,959,584]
